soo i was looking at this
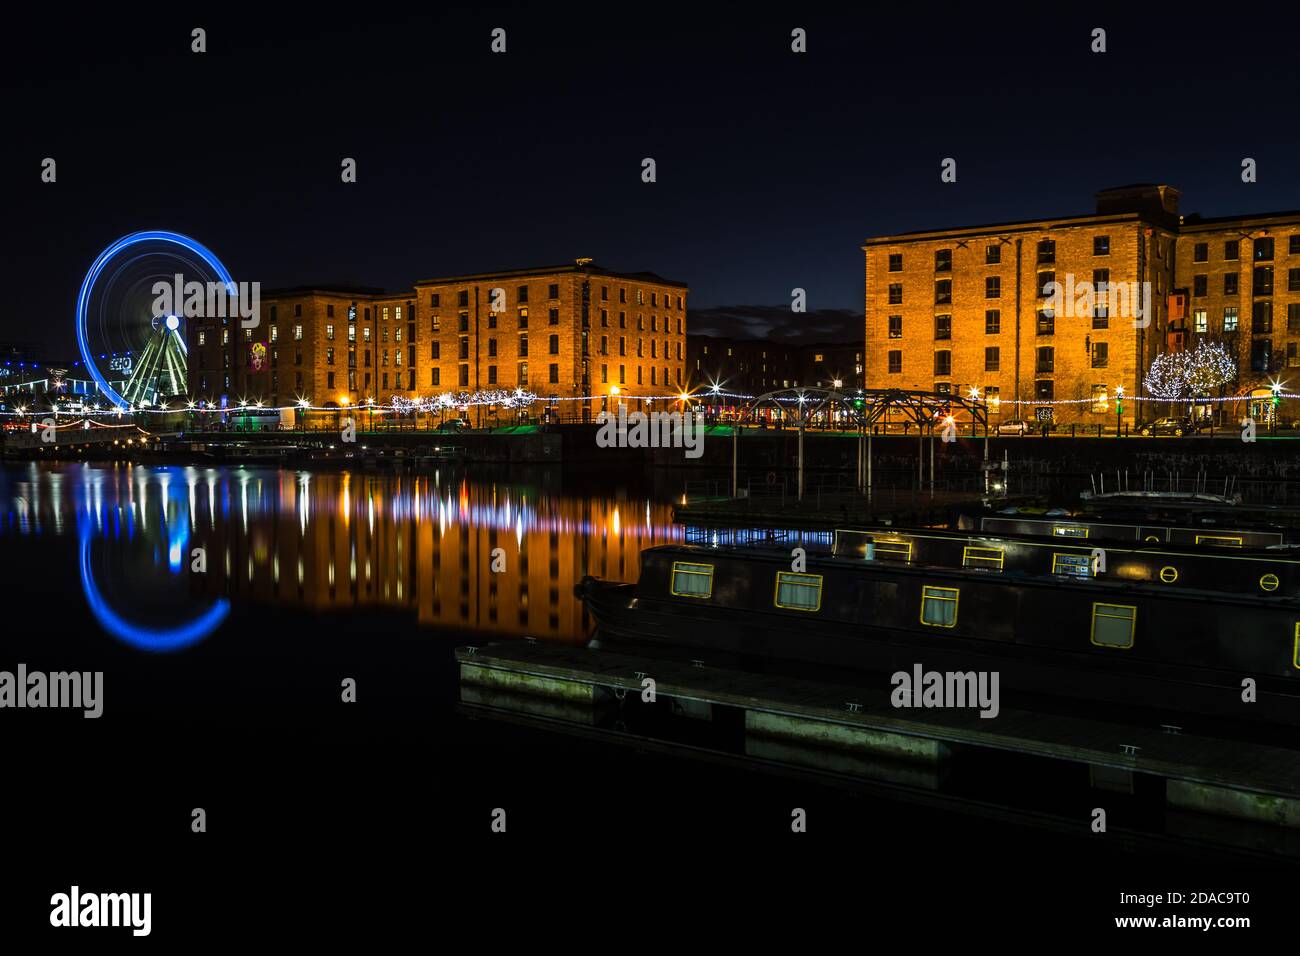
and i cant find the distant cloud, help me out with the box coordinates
[689,305,861,344]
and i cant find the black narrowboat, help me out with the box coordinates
[577,524,1300,727]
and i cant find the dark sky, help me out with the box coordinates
[4,3,1300,357]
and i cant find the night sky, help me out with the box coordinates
[4,4,1299,357]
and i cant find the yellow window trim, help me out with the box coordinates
[1090,602,1136,650]
[1294,623,1300,670]
[1260,573,1280,592]
[962,545,1005,570]
[774,571,823,612]
[1052,525,1090,538]
[1159,566,1178,583]
[1051,552,1093,576]
[920,585,959,628]
[873,538,913,562]
[1195,534,1242,548]
[670,561,714,598]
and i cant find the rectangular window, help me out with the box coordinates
[1093,235,1110,256]
[1253,300,1273,333]
[1052,553,1093,578]
[1225,240,1240,261]
[1036,346,1054,373]
[934,350,951,376]
[873,539,912,562]
[1223,307,1239,332]
[1194,309,1208,333]
[1193,275,1207,297]
[934,314,952,339]
[1254,266,1274,296]
[984,346,999,372]
[1091,342,1108,368]
[1037,310,1054,334]
[774,572,823,611]
[888,253,903,272]
[935,279,952,304]
[985,309,1000,334]
[1255,237,1275,261]
[920,585,959,627]
[962,546,1004,571]
[1194,534,1243,548]
[986,276,1000,299]
[1053,525,1089,538]
[888,315,903,338]
[1091,603,1136,649]
[1037,272,1055,298]
[1037,239,1055,264]
[935,249,952,272]
[888,284,903,304]
[1224,273,1239,295]
[1193,242,1208,263]
[1091,384,1108,412]
[887,350,902,374]
[986,244,1001,264]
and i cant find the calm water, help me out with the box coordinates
[0,461,687,654]
[0,462,1288,937]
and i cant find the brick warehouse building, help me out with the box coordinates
[864,185,1300,427]
[188,260,688,420]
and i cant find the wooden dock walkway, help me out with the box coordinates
[458,639,1300,833]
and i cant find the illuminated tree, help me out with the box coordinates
[1144,340,1236,400]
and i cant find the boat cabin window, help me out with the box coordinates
[671,562,714,598]
[1052,553,1093,579]
[774,572,822,611]
[1260,573,1280,592]
[920,585,959,627]
[1195,534,1242,548]
[873,538,912,562]
[962,546,1005,571]
[1052,525,1089,538]
[1091,603,1135,649]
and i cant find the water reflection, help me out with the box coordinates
[0,462,684,649]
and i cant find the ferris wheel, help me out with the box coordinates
[75,231,235,409]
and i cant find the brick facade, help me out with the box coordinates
[864,186,1184,427]
[188,262,687,419]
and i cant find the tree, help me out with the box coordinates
[1145,340,1236,400]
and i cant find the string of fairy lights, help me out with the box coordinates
[1,382,1295,418]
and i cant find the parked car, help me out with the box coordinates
[436,418,470,432]
[1137,416,1193,437]
[996,419,1032,436]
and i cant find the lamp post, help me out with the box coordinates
[1115,385,1124,437]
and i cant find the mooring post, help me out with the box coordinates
[731,423,738,498]
[925,429,935,496]
[797,418,805,502]
[867,428,874,504]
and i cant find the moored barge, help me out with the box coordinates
[577,522,1300,727]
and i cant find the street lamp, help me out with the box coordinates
[1115,385,1124,437]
